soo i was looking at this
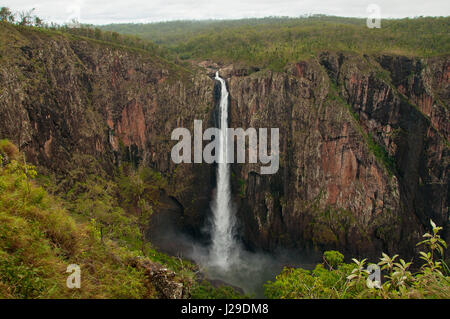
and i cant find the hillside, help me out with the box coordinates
[0,138,249,299]
[0,139,178,298]
[100,16,450,70]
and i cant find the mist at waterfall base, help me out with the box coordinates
[148,213,316,297]
[148,73,316,297]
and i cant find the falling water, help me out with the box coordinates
[150,72,313,296]
[210,72,236,270]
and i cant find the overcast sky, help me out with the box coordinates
[2,0,449,25]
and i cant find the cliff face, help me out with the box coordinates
[224,54,448,257]
[0,25,448,258]
[0,25,215,236]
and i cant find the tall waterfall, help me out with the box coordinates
[210,72,236,269]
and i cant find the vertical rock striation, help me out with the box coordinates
[0,25,447,258]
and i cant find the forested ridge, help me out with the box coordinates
[100,15,450,70]
[3,8,449,71]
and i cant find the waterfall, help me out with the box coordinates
[210,71,236,270]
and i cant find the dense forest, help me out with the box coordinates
[3,8,449,70]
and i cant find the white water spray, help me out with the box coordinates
[210,72,236,270]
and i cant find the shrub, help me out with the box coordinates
[323,250,344,269]
[191,280,250,299]
[265,220,450,299]
[0,139,19,162]
[0,143,190,298]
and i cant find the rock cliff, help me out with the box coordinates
[225,54,448,257]
[0,24,448,258]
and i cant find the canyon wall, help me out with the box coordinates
[0,24,215,237]
[224,54,448,257]
[0,24,448,258]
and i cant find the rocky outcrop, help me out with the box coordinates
[0,24,447,259]
[130,257,190,299]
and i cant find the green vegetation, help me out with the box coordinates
[0,140,150,298]
[5,8,449,72]
[238,178,246,198]
[0,7,158,53]
[265,220,449,299]
[191,280,250,299]
[323,251,344,269]
[328,82,397,175]
[0,6,185,75]
[61,25,175,61]
[366,132,396,175]
[100,16,450,71]
[3,7,449,73]
[0,139,244,298]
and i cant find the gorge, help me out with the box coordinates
[0,20,448,296]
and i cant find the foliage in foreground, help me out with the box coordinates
[265,221,449,299]
[0,140,153,298]
[191,280,250,299]
[0,139,244,299]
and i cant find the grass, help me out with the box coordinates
[0,140,247,299]
[0,140,150,298]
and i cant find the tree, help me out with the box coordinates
[0,7,14,22]
[111,31,119,41]
[94,28,102,40]
[18,8,35,26]
[34,16,43,28]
